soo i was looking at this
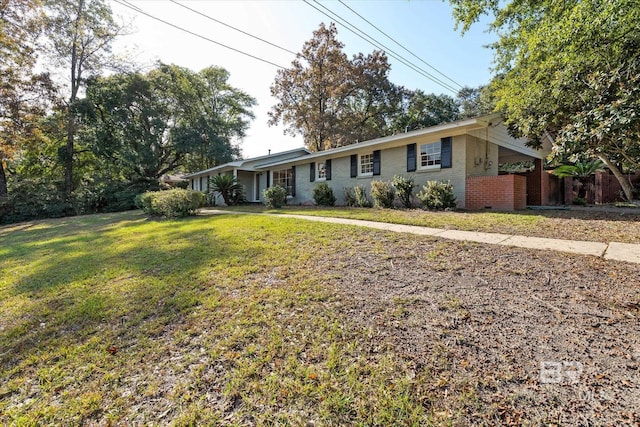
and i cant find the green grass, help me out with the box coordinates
[217,205,640,243]
[0,211,456,425]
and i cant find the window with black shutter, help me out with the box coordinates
[373,150,381,175]
[350,155,357,177]
[407,143,416,172]
[441,137,452,168]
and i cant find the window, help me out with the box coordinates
[360,153,374,175]
[273,168,294,195]
[317,162,326,180]
[420,141,441,169]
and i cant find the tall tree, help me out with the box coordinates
[449,0,640,202]
[269,23,402,151]
[83,64,255,184]
[164,64,256,171]
[44,0,123,196]
[456,85,494,119]
[391,90,459,133]
[0,0,50,198]
[341,50,403,144]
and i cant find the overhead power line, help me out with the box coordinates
[113,0,287,69]
[169,0,299,58]
[337,0,463,89]
[303,0,459,94]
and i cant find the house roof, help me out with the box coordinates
[183,147,311,178]
[184,114,551,177]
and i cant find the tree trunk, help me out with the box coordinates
[64,0,84,198]
[65,115,75,196]
[598,154,637,204]
[0,162,8,199]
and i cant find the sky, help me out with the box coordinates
[108,0,497,159]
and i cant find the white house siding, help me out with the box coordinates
[236,171,254,202]
[287,135,479,208]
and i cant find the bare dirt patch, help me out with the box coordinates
[319,232,640,426]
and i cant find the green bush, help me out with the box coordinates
[343,187,357,207]
[263,185,287,209]
[137,188,204,218]
[0,178,72,224]
[312,182,336,206]
[354,185,373,208]
[417,180,457,210]
[392,175,416,208]
[572,196,587,206]
[209,174,244,206]
[370,180,395,208]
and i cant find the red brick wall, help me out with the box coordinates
[465,175,527,211]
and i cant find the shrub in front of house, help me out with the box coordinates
[344,187,357,207]
[370,180,395,209]
[392,175,416,208]
[137,188,204,218]
[354,185,373,208]
[417,180,456,210]
[312,182,336,206]
[263,185,287,209]
[208,175,244,206]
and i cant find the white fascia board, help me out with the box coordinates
[469,125,550,160]
[257,117,493,170]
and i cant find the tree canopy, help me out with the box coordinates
[44,0,124,196]
[0,1,258,223]
[269,23,403,152]
[450,0,640,201]
[83,64,255,183]
[0,0,52,198]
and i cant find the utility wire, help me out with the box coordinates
[338,0,463,89]
[113,0,287,69]
[169,0,299,57]
[316,0,461,93]
[304,0,459,94]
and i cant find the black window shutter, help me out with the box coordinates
[326,159,332,180]
[310,162,315,182]
[350,155,357,177]
[441,137,452,168]
[291,166,296,196]
[266,171,270,188]
[373,150,381,176]
[407,143,416,172]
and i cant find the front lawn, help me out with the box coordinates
[218,205,640,243]
[1,211,638,425]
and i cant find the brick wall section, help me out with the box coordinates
[465,175,527,211]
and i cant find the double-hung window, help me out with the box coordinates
[360,153,374,175]
[273,168,294,195]
[317,162,326,180]
[419,141,441,169]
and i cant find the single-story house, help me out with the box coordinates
[184,114,552,210]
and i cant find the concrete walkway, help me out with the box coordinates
[199,209,640,265]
